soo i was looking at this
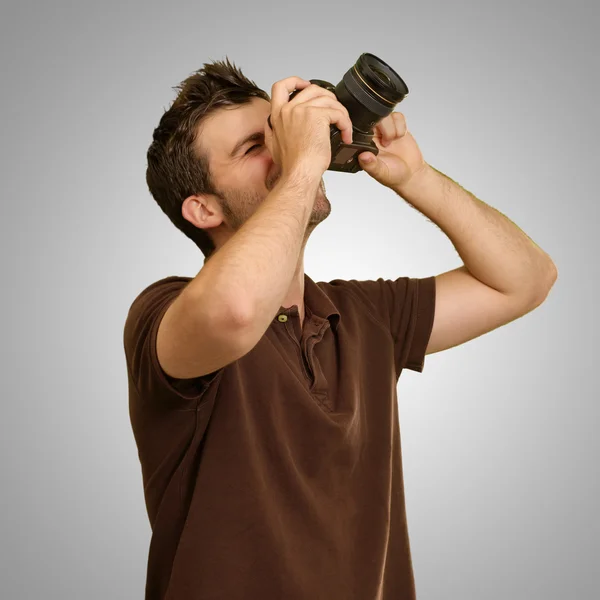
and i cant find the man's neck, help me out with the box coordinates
[281,259,306,326]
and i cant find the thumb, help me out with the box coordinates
[358,152,380,173]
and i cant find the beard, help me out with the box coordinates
[307,178,331,229]
[219,168,331,232]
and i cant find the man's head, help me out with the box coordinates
[146,58,330,262]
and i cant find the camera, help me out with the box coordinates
[269,53,409,173]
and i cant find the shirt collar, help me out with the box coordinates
[274,273,341,333]
[305,273,341,332]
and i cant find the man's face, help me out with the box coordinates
[195,97,330,234]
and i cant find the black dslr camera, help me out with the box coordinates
[268,53,409,173]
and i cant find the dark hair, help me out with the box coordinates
[146,57,270,258]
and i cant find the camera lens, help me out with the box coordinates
[334,53,409,133]
[372,67,391,87]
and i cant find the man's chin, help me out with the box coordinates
[310,189,331,222]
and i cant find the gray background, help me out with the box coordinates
[1,0,598,598]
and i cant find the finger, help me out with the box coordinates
[264,118,275,160]
[376,114,397,146]
[270,77,311,121]
[287,83,338,107]
[276,85,348,136]
[307,106,353,145]
[292,94,351,124]
[393,112,408,137]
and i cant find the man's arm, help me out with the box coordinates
[157,172,320,380]
[156,77,353,380]
[395,165,557,356]
[426,265,548,356]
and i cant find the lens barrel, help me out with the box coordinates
[334,53,409,133]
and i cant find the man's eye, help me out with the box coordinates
[245,144,261,154]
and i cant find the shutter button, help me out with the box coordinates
[277,314,288,323]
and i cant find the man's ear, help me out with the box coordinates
[181,194,223,230]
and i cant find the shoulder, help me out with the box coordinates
[129,275,193,309]
[123,275,193,347]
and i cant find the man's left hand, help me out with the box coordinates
[357,112,428,191]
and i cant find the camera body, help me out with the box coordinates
[288,79,379,173]
[289,54,409,173]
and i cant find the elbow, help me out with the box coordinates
[185,281,255,335]
[529,259,558,308]
[215,298,256,333]
[210,286,257,333]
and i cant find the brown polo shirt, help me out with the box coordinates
[123,272,436,600]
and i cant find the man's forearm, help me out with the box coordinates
[189,172,320,330]
[395,164,557,301]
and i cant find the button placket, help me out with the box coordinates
[276,311,313,383]
[275,309,333,409]
[304,324,330,396]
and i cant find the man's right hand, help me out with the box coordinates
[264,76,354,181]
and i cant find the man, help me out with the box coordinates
[123,58,557,600]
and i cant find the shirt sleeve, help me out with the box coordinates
[346,275,436,375]
[123,278,224,405]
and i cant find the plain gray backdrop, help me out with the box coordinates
[1,0,598,598]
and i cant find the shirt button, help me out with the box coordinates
[277,314,288,322]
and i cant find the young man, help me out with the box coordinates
[123,58,556,600]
